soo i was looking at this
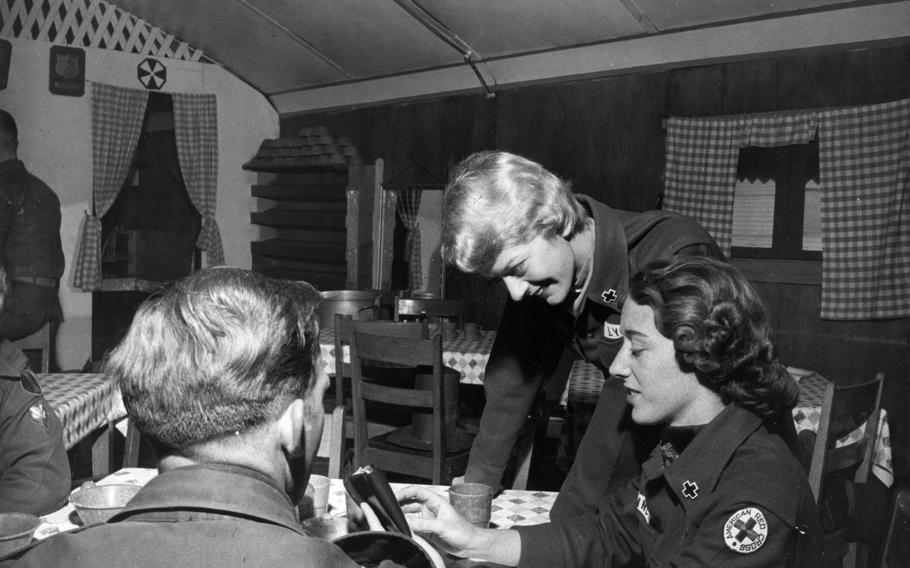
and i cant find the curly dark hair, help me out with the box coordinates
[629,256,797,418]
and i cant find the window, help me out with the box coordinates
[731,139,821,260]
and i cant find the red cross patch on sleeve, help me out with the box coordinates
[723,507,768,554]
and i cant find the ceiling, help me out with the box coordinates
[105,0,910,114]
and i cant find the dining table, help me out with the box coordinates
[34,467,557,568]
[37,372,128,477]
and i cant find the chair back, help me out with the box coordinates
[10,322,52,373]
[808,373,884,499]
[330,314,428,407]
[317,405,347,478]
[807,372,885,568]
[393,297,463,324]
[350,329,465,484]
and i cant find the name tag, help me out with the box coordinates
[636,492,651,523]
[604,322,622,339]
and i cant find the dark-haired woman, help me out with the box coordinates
[398,256,820,567]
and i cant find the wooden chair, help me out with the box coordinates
[350,328,469,484]
[11,322,52,373]
[317,405,346,478]
[393,296,463,324]
[808,372,885,568]
[330,313,428,408]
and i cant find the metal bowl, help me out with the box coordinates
[69,483,141,525]
[0,512,40,556]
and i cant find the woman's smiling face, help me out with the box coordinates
[489,234,577,305]
[608,299,704,427]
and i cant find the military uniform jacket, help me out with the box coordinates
[465,196,723,497]
[2,463,360,568]
[516,405,821,568]
[0,341,70,516]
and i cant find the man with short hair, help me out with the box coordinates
[0,109,64,344]
[1,267,358,568]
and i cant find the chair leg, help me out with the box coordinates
[123,419,141,468]
[511,420,536,490]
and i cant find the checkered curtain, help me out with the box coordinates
[664,114,817,255]
[665,100,910,319]
[817,98,910,319]
[172,93,224,266]
[396,188,422,289]
[73,83,148,290]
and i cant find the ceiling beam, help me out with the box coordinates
[271,1,910,116]
[233,0,355,79]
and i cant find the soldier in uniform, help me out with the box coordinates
[399,257,820,567]
[0,262,70,516]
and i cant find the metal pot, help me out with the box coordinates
[318,290,380,332]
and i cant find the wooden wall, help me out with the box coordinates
[283,42,910,482]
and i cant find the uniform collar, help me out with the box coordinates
[111,463,304,534]
[577,196,628,311]
[644,405,762,512]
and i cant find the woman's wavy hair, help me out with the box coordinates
[441,151,589,276]
[629,256,797,418]
[104,267,322,454]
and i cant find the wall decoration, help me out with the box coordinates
[49,45,85,96]
[0,39,10,90]
[137,58,167,90]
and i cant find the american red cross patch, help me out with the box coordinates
[723,507,768,554]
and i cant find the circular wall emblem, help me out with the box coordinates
[723,507,768,554]
[137,58,166,90]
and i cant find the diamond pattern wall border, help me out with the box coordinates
[0,0,207,62]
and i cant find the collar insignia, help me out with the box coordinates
[681,480,699,499]
[724,507,768,554]
[601,289,618,303]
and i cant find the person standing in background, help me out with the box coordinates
[0,109,64,348]
[0,261,71,516]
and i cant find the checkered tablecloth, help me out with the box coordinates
[320,329,497,385]
[38,373,127,450]
[323,478,555,529]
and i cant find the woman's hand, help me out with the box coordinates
[396,486,479,557]
[396,486,520,566]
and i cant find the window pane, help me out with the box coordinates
[802,180,822,251]
[732,179,774,248]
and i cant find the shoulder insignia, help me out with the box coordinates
[723,507,768,554]
[28,402,48,427]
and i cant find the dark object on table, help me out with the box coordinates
[333,531,434,568]
[344,465,410,537]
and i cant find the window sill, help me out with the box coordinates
[730,258,821,286]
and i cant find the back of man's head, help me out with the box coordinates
[104,267,322,455]
[0,109,18,155]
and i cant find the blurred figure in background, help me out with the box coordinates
[0,109,64,347]
[0,260,70,516]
